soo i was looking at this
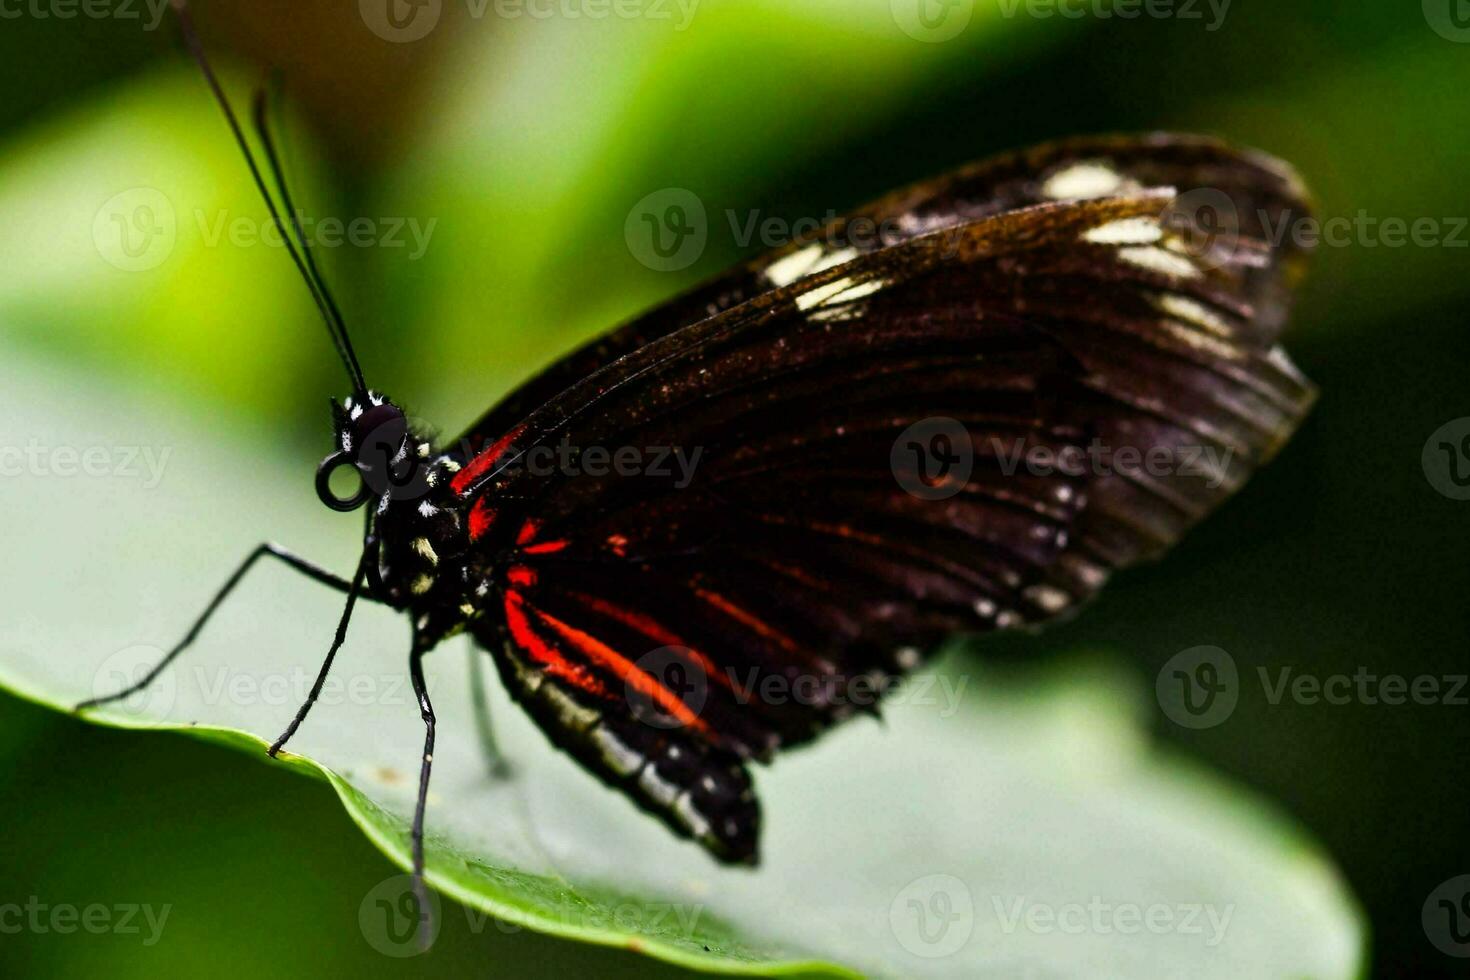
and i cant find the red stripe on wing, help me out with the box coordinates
[529,604,714,737]
[503,590,609,697]
[563,590,734,693]
[451,424,525,496]
[692,585,805,659]
[468,498,496,542]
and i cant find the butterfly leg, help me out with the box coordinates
[76,542,370,714]
[408,641,437,948]
[266,551,371,757]
[468,647,513,779]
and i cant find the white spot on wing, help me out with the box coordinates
[1154,293,1233,338]
[764,244,824,288]
[1117,245,1199,278]
[1042,162,1125,201]
[1085,217,1164,245]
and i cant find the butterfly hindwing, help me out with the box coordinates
[452,138,1316,863]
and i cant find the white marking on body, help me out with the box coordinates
[673,792,712,838]
[638,766,681,807]
[413,537,439,565]
[1042,162,1125,200]
[411,574,434,595]
[417,501,439,518]
[591,725,644,776]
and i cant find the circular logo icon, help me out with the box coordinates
[1162,187,1240,272]
[890,0,974,43]
[628,646,708,730]
[1157,645,1238,729]
[359,0,442,43]
[359,875,441,956]
[889,873,974,958]
[1422,417,1470,501]
[1424,0,1470,42]
[93,188,176,272]
[89,644,175,717]
[625,188,707,272]
[892,418,973,501]
[1424,875,1470,957]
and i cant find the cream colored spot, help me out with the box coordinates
[639,766,681,807]
[1118,245,1199,278]
[764,244,824,287]
[1085,217,1164,246]
[410,574,434,595]
[1024,584,1072,614]
[1042,162,1124,201]
[673,792,712,838]
[592,725,644,777]
[1154,293,1233,338]
[796,275,885,312]
[765,244,858,288]
[412,537,439,565]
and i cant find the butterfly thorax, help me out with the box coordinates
[328,392,498,642]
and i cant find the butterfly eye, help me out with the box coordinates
[315,451,372,512]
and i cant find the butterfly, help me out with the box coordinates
[81,0,1316,927]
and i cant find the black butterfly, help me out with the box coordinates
[81,2,1315,927]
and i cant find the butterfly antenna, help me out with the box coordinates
[250,88,362,387]
[169,0,368,395]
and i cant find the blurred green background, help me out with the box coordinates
[0,0,1465,975]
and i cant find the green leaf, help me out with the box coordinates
[0,348,1364,977]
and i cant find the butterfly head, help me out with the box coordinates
[316,391,416,512]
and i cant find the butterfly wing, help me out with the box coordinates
[465,133,1309,447]
[455,140,1315,863]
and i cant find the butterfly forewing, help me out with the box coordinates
[448,137,1316,862]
